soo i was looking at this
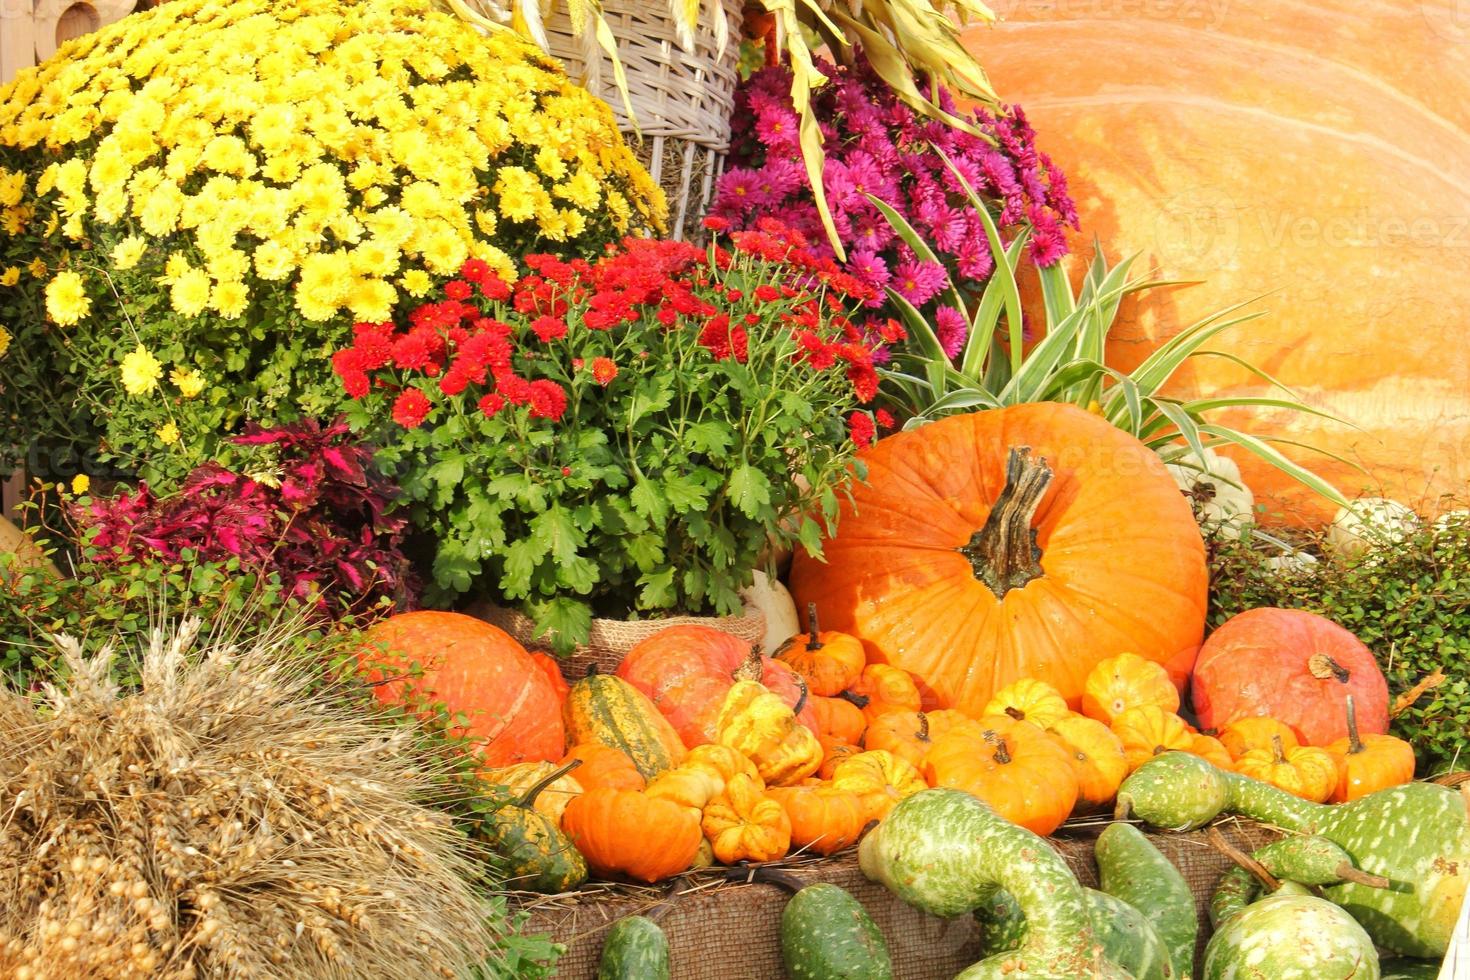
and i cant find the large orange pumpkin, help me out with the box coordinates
[965,6,1470,523]
[358,611,564,767]
[1193,608,1389,746]
[789,405,1207,714]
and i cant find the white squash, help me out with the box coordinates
[1165,448,1255,530]
[1264,549,1320,576]
[1327,498,1420,561]
[1432,509,1470,535]
[739,570,800,655]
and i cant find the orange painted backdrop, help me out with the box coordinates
[963,1,1470,523]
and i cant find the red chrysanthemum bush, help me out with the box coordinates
[337,223,895,650]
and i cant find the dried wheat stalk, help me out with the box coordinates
[0,616,494,979]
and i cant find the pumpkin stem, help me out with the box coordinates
[959,446,1052,599]
[1333,862,1390,889]
[1344,695,1364,756]
[513,759,582,809]
[805,602,824,651]
[1308,653,1351,683]
[744,866,807,895]
[1270,734,1287,766]
[838,689,870,709]
[791,675,810,716]
[585,663,601,678]
[1207,826,1280,894]
[988,733,1012,766]
[733,646,765,682]
[917,712,930,743]
[1004,706,1024,722]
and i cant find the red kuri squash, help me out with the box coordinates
[615,625,818,746]
[789,405,1207,714]
[359,611,564,767]
[1193,608,1389,746]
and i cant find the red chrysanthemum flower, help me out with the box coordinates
[754,284,781,303]
[478,392,505,418]
[848,411,876,449]
[531,315,568,342]
[528,380,568,421]
[392,389,432,429]
[444,279,473,301]
[591,357,618,385]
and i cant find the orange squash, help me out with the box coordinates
[1236,736,1338,803]
[830,750,927,823]
[1188,734,1235,773]
[817,736,862,779]
[847,664,922,724]
[561,787,702,883]
[1217,717,1302,763]
[984,678,1070,730]
[808,695,867,745]
[359,611,564,767]
[789,405,1207,714]
[923,715,1079,836]
[700,773,792,864]
[767,783,868,856]
[1326,695,1416,803]
[560,743,646,793]
[1081,653,1180,726]
[776,603,866,696]
[967,5,1470,522]
[1111,707,1195,773]
[862,709,973,770]
[529,651,571,703]
[1047,714,1128,811]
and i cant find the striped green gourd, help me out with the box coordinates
[596,915,670,980]
[1203,891,1379,979]
[1116,751,1470,957]
[483,760,588,893]
[976,886,1174,980]
[860,789,1128,979]
[1095,822,1195,979]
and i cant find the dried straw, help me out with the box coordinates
[0,615,494,979]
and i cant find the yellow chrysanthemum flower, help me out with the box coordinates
[170,366,205,399]
[111,235,147,270]
[44,270,90,325]
[26,258,46,279]
[70,473,89,495]
[211,280,249,319]
[399,268,432,297]
[0,267,18,287]
[0,325,9,360]
[157,421,180,445]
[120,344,162,396]
[169,268,211,317]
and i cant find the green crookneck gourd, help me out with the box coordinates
[1208,835,1390,927]
[747,867,893,980]
[1094,823,1195,980]
[1115,751,1470,957]
[596,915,670,980]
[1202,891,1380,980]
[483,759,588,893]
[860,788,1128,979]
[976,886,1173,980]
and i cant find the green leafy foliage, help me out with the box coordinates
[1210,512,1470,775]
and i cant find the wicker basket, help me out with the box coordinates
[542,0,743,241]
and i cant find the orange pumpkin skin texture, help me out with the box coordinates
[862,709,972,770]
[529,651,571,703]
[1081,652,1180,726]
[1047,714,1128,811]
[789,405,1207,715]
[817,736,862,779]
[848,664,922,724]
[1194,608,1389,745]
[1235,736,1338,803]
[561,788,702,883]
[967,7,1470,522]
[359,611,564,767]
[1187,734,1235,773]
[616,625,818,746]
[1111,707,1195,773]
[922,715,1080,836]
[1217,717,1302,763]
[1326,696,1416,803]
[776,604,867,697]
[809,695,867,745]
[560,744,645,793]
[984,678,1071,730]
[767,783,868,855]
[700,773,792,864]
[830,750,927,822]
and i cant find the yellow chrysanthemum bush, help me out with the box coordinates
[0,0,664,483]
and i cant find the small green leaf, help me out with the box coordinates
[727,464,772,519]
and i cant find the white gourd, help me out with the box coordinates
[1327,498,1419,561]
[1165,448,1255,531]
[740,571,800,655]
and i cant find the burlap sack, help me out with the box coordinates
[466,600,766,678]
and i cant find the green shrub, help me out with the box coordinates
[1209,514,1470,776]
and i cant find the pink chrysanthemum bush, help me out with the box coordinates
[710,54,1077,357]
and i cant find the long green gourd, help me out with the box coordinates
[1208,835,1390,927]
[976,886,1172,980]
[860,789,1129,979]
[1094,823,1195,979]
[1116,752,1470,957]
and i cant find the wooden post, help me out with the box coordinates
[1,0,140,86]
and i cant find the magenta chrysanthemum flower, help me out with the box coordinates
[756,106,801,151]
[847,249,892,293]
[934,305,968,359]
[892,260,947,308]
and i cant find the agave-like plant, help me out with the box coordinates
[445,0,998,258]
[875,148,1350,507]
